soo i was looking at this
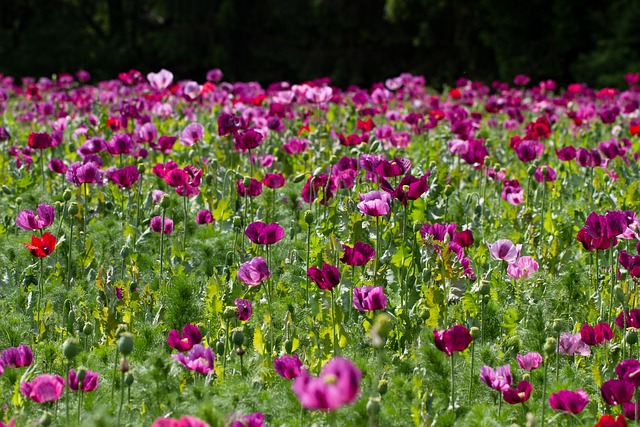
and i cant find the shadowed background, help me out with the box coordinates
[0,0,638,87]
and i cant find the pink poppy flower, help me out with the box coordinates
[180,123,204,147]
[307,263,340,291]
[433,324,472,356]
[68,369,99,392]
[274,354,303,379]
[245,222,284,245]
[147,69,174,91]
[150,415,210,427]
[480,364,512,392]
[167,324,203,352]
[150,216,173,235]
[237,257,270,286]
[16,204,55,231]
[20,374,65,403]
[357,190,391,216]
[516,352,542,371]
[487,239,521,263]
[549,389,589,414]
[234,298,253,321]
[196,210,214,225]
[353,286,388,311]
[171,344,215,374]
[506,256,539,279]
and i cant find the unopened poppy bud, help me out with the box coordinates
[523,373,530,382]
[349,148,360,157]
[67,310,75,331]
[105,201,114,210]
[284,339,293,354]
[474,205,482,216]
[137,163,146,174]
[301,152,310,162]
[377,379,388,395]
[242,177,252,188]
[558,163,566,173]
[626,330,638,345]
[329,155,338,164]
[125,373,134,386]
[83,322,94,336]
[493,163,501,171]
[68,202,79,215]
[160,195,171,210]
[293,173,306,183]
[63,337,79,360]
[470,327,480,339]
[541,166,548,176]
[544,337,556,355]
[117,332,134,355]
[232,216,242,229]
[232,330,245,346]
[76,368,87,382]
[444,185,454,197]
[234,171,244,180]
[40,412,53,426]
[366,397,381,415]
[119,357,129,373]
[312,167,323,177]
[15,196,22,205]
[235,348,246,356]
[527,165,537,176]
[304,210,314,225]
[216,341,225,355]
[120,246,130,258]
[223,306,237,320]
[614,286,625,304]
[479,282,491,296]
[420,307,430,321]
[552,319,564,333]
[116,324,128,338]
[2,185,11,195]
[371,313,393,349]
[63,189,73,201]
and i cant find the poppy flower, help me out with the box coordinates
[147,69,174,91]
[549,389,589,414]
[48,158,67,174]
[380,174,428,206]
[263,173,286,189]
[534,165,557,183]
[616,309,640,329]
[282,138,308,155]
[506,256,539,279]
[65,161,103,187]
[487,239,521,264]
[357,190,391,217]
[503,380,533,404]
[274,354,303,379]
[480,364,512,392]
[218,113,243,136]
[352,286,388,311]
[180,123,204,147]
[616,360,640,387]
[236,178,263,197]
[150,216,173,235]
[237,256,270,286]
[234,298,253,321]
[292,356,361,411]
[1,345,33,368]
[340,242,375,267]
[558,332,590,356]
[596,414,628,427]
[27,132,53,150]
[433,324,472,356]
[460,138,489,169]
[171,344,215,374]
[150,415,210,427]
[601,379,634,406]
[580,322,613,346]
[556,146,577,161]
[623,401,640,421]
[229,413,265,427]
[234,129,263,151]
[20,374,65,403]
[501,180,524,205]
[307,263,340,291]
[23,232,56,257]
[245,222,284,245]
[108,165,141,189]
[167,324,202,352]
[301,174,337,205]
[375,157,411,177]
[16,204,55,231]
[195,210,214,225]
[68,369,99,392]
[516,352,542,371]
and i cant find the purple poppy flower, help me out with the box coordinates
[152,190,167,204]
[601,379,634,406]
[20,374,65,403]
[307,263,340,291]
[48,158,67,174]
[245,221,284,245]
[503,380,533,404]
[623,401,640,421]
[516,352,542,371]
[68,369,99,392]
[292,356,361,411]
[196,210,214,225]
[1,345,33,368]
[282,138,309,155]
[502,181,524,205]
[183,81,202,100]
[340,242,375,267]
[421,222,457,242]
[558,332,590,356]
[237,256,270,286]
[180,123,204,147]
[617,309,640,330]
[106,133,134,156]
[301,174,337,205]
[353,286,388,311]
[229,413,265,427]
[460,138,489,169]
[534,165,557,183]
[151,135,177,154]
[137,122,157,143]
[108,165,141,189]
[549,389,589,414]
[234,298,253,321]
[381,174,428,206]
[305,86,333,104]
[236,178,263,197]
[171,344,215,374]
[206,68,223,83]
[263,173,286,189]
[487,239,521,263]
[576,148,603,168]
[150,415,209,427]
[556,146,577,161]
[147,69,174,90]
[218,113,243,136]
[167,324,202,352]
[375,157,412,178]
[274,354,303,379]
[66,161,103,186]
[27,132,53,150]
[433,324,473,356]
[506,256,539,279]
[357,190,391,216]
[619,251,640,277]
[515,140,544,163]
[150,216,173,235]
[16,204,55,231]
[480,364,512,392]
[234,129,263,151]
[616,360,640,387]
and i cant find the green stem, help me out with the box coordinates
[65,362,70,427]
[117,358,125,427]
[541,359,548,426]
[67,213,73,288]
[37,258,43,330]
[468,340,475,404]
[160,209,166,291]
[182,193,188,251]
[450,352,456,410]
[375,216,380,286]
[77,388,82,425]
[331,288,337,355]
[306,223,311,308]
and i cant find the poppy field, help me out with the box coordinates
[1,69,640,426]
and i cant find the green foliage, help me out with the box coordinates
[163,273,205,330]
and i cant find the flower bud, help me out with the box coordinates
[479,281,491,296]
[40,412,53,426]
[369,140,381,152]
[63,189,73,201]
[120,246,130,259]
[63,337,79,360]
[293,173,306,183]
[232,216,242,229]
[366,397,381,415]
[377,379,388,395]
[284,339,293,354]
[552,319,564,333]
[76,368,87,382]
[117,332,134,355]
[626,330,638,345]
[223,306,237,320]
[15,196,22,205]
[413,222,422,233]
[312,167,323,177]
[543,337,556,355]
[242,177,252,188]
[444,185,454,197]
[304,210,314,225]
[421,268,431,282]
[420,307,430,321]
[527,165,537,176]
[68,202,79,215]
[329,155,338,164]
[125,373,134,386]
[119,357,129,373]
[115,324,128,338]
[137,163,146,174]
[470,327,480,339]
[614,285,625,305]
[83,322,94,336]
[205,174,213,185]
[371,313,393,349]
[232,330,245,347]
[216,341,225,355]
[301,152,310,162]
[2,185,11,195]
[160,195,171,210]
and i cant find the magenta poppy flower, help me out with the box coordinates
[245,221,284,245]
[453,229,474,247]
[549,389,589,414]
[236,178,263,197]
[115,286,123,300]
[357,190,391,216]
[20,374,65,403]
[340,242,375,267]
[206,68,223,82]
[150,216,173,235]
[601,379,634,406]
[106,133,134,156]
[616,309,640,329]
[180,123,204,147]
[27,132,53,150]
[556,146,577,161]
[301,174,337,205]
[68,369,99,392]
[196,210,214,225]
[381,174,428,206]
[576,148,603,168]
[229,413,265,427]
[234,129,263,151]
[506,256,539,279]
[433,324,472,356]
[65,161,103,186]
[108,165,141,189]
[580,322,613,346]
[48,158,67,174]
[292,356,361,411]
[274,354,303,379]
[480,364,512,392]
[460,138,489,169]
[282,138,308,154]
[171,344,215,374]
[1,345,33,368]
[147,69,174,90]
[353,286,388,311]
[150,135,177,154]
[558,332,590,356]
[234,298,252,321]
[516,352,542,371]
[237,256,271,286]
[534,165,557,183]
[307,263,340,291]
[515,140,544,163]
[167,324,202,352]
[151,415,210,427]
[16,204,55,231]
[501,181,524,205]
[421,222,457,242]
[218,113,243,136]
[503,380,533,405]
[375,157,412,177]
[487,239,521,263]
[263,173,286,189]
[616,360,640,387]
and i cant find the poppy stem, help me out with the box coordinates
[375,216,380,286]
[40,151,45,190]
[65,362,70,427]
[331,288,337,355]
[83,183,88,248]
[450,352,456,410]
[37,257,43,332]
[608,244,615,322]
[182,193,188,251]
[541,358,548,426]
[468,340,475,404]
[77,387,82,425]
[306,222,311,308]
[401,203,408,316]
[117,357,126,427]
[160,209,166,291]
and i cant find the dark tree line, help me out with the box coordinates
[0,0,638,87]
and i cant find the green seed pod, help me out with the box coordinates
[377,379,388,396]
[470,327,480,339]
[543,337,556,355]
[304,210,314,225]
[527,165,537,176]
[552,319,564,333]
[366,397,381,415]
[125,373,134,386]
[2,185,11,195]
[216,341,225,355]
[160,196,171,210]
[117,332,134,356]
[329,155,338,164]
[68,202,79,215]
[284,339,293,354]
[232,216,242,229]
[479,281,491,296]
[76,368,87,382]
[232,330,245,347]
[626,330,638,345]
[223,306,237,320]
[40,412,53,427]
[242,177,252,188]
[63,337,79,360]
[137,163,146,174]
[444,185,454,197]
[63,189,73,201]
[419,307,430,321]
[83,322,94,336]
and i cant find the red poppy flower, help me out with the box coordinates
[23,232,56,257]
